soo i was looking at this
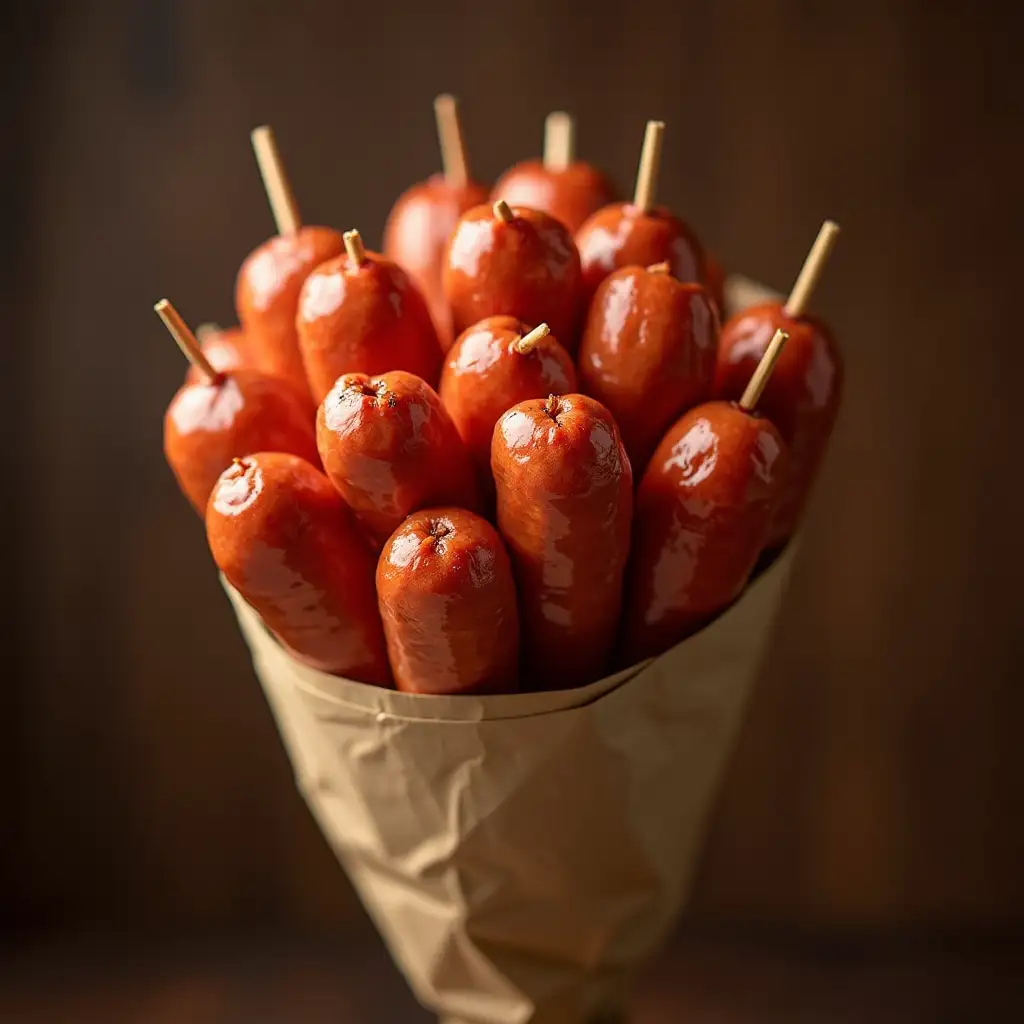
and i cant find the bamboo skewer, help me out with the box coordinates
[250,125,302,236]
[434,94,469,189]
[633,120,665,213]
[543,112,574,172]
[739,329,788,412]
[784,220,841,317]
[343,230,367,265]
[493,200,514,224]
[514,323,551,354]
[155,299,218,383]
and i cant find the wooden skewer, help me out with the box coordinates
[633,120,665,213]
[493,199,514,223]
[514,323,550,354]
[343,230,366,265]
[250,125,302,236]
[646,261,672,275]
[739,329,788,412]
[155,299,219,383]
[433,94,469,189]
[543,111,574,172]
[784,220,841,317]
[195,322,222,343]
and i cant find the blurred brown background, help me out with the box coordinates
[4,0,1023,1019]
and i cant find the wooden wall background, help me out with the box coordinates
[5,0,1022,935]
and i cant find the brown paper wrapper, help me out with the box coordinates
[223,275,789,1024]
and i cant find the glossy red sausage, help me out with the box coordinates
[575,202,709,307]
[443,203,583,349]
[578,266,718,472]
[235,226,344,399]
[438,316,576,489]
[297,240,443,405]
[164,369,319,516]
[316,371,479,545]
[491,159,617,234]
[621,400,787,663]
[376,507,519,695]
[383,173,489,350]
[207,453,390,684]
[184,326,253,385]
[713,301,843,549]
[492,394,632,689]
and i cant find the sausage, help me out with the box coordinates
[438,317,576,494]
[235,226,344,399]
[184,325,252,385]
[164,368,319,516]
[575,201,710,307]
[383,173,489,350]
[376,507,519,694]
[491,394,632,689]
[316,370,479,545]
[578,264,718,473]
[443,201,583,350]
[297,231,443,405]
[621,400,787,664]
[714,301,843,550]
[490,112,617,232]
[207,453,390,684]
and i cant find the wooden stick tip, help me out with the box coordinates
[434,94,469,188]
[493,200,514,223]
[250,123,302,236]
[633,120,666,212]
[514,323,551,354]
[543,111,575,171]
[784,218,843,317]
[155,299,219,382]
[343,230,367,265]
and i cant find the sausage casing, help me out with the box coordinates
[622,400,787,663]
[316,371,479,545]
[207,452,390,684]
[376,508,519,694]
[492,394,632,689]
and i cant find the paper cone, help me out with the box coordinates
[222,275,791,1024]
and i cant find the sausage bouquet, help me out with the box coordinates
[158,100,843,1024]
